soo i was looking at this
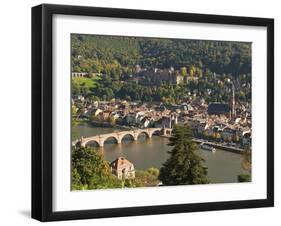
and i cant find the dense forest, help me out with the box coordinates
[71,34,251,104]
[72,34,251,76]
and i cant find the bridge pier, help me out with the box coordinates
[99,137,105,147]
[133,134,138,141]
[162,128,172,136]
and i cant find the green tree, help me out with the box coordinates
[71,168,85,190]
[159,125,209,185]
[71,105,79,126]
[71,146,123,190]
[180,67,187,76]
[134,170,159,187]
[146,167,160,177]
[72,105,78,116]
[72,79,81,95]
[189,65,196,77]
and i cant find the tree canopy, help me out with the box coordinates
[71,146,123,190]
[159,125,209,185]
[72,34,251,77]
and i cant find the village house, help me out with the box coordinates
[110,157,135,180]
[186,119,201,131]
[242,132,251,146]
[77,95,85,102]
[154,115,178,128]
[221,127,235,141]
[111,112,120,120]
[197,121,209,135]
[204,126,215,138]
[92,108,103,117]
[140,117,151,128]
[124,112,138,125]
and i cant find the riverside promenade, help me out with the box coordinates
[160,134,244,154]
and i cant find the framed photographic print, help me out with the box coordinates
[32,4,274,221]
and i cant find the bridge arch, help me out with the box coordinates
[84,140,100,147]
[103,136,120,145]
[137,131,150,139]
[120,133,135,143]
[151,128,161,136]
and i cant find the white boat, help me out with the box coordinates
[200,143,216,152]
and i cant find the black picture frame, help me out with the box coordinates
[32,3,274,222]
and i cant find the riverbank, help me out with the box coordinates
[160,135,244,154]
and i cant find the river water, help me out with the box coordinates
[72,123,247,183]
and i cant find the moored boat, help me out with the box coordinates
[200,143,216,152]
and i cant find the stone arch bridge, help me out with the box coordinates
[76,128,172,147]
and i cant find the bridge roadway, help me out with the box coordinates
[77,128,172,147]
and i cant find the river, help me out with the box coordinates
[72,123,248,183]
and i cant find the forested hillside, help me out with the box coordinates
[71,34,251,77]
[71,34,251,104]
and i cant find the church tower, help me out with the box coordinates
[231,82,236,117]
